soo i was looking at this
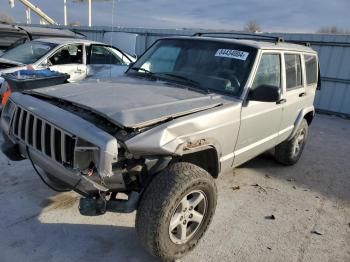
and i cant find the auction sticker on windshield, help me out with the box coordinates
[215,49,249,60]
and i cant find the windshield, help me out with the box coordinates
[1,41,57,64]
[128,38,257,96]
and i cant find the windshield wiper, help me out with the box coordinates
[130,67,154,75]
[129,69,208,94]
[161,73,200,87]
[159,73,209,94]
[161,73,209,93]
[129,67,158,80]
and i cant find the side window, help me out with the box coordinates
[90,45,123,65]
[304,54,318,85]
[252,53,281,89]
[49,45,83,65]
[285,54,302,89]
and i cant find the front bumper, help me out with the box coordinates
[1,93,124,195]
[2,134,107,195]
[1,131,25,161]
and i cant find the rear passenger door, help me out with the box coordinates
[277,53,307,143]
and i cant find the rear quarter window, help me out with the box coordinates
[304,54,318,85]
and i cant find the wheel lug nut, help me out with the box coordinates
[189,214,193,218]
[189,206,193,210]
[183,220,187,225]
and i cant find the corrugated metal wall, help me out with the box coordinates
[272,33,350,116]
[23,25,350,116]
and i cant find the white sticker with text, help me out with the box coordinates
[215,49,249,60]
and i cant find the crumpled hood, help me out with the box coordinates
[26,76,231,128]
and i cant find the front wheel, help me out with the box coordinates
[135,162,217,260]
[275,119,309,165]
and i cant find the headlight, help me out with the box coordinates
[1,81,12,107]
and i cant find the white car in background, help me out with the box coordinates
[0,38,136,82]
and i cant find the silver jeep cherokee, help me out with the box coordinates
[1,35,319,260]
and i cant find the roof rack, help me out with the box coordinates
[193,31,284,44]
[286,40,311,47]
[193,32,312,47]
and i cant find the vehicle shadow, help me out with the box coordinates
[1,194,160,262]
[237,121,350,204]
[0,133,160,262]
[4,223,160,262]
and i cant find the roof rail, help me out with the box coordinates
[193,31,284,44]
[289,41,311,47]
[193,32,314,47]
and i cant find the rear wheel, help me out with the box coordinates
[135,162,217,260]
[275,119,309,165]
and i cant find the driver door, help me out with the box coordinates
[47,44,87,82]
[233,52,284,166]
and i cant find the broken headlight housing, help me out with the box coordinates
[74,138,100,174]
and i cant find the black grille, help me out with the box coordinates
[44,123,51,157]
[20,110,27,140]
[54,129,62,163]
[65,135,75,167]
[28,114,34,146]
[36,119,42,151]
[11,107,76,168]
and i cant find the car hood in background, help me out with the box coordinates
[0,58,25,71]
[26,76,233,128]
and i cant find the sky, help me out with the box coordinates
[0,0,349,33]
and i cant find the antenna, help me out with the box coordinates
[64,0,68,26]
[88,0,92,27]
[110,0,116,78]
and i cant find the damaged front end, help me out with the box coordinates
[0,94,148,212]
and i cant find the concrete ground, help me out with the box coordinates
[0,114,349,262]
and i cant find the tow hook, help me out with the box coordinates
[79,193,107,216]
[79,191,140,216]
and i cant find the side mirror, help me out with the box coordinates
[249,85,281,102]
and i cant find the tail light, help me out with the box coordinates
[1,82,11,107]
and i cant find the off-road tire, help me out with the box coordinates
[275,119,309,165]
[135,162,217,261]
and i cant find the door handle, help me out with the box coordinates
[276,98,287,104]
[299,92,306,97]
[75,69,85,74]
